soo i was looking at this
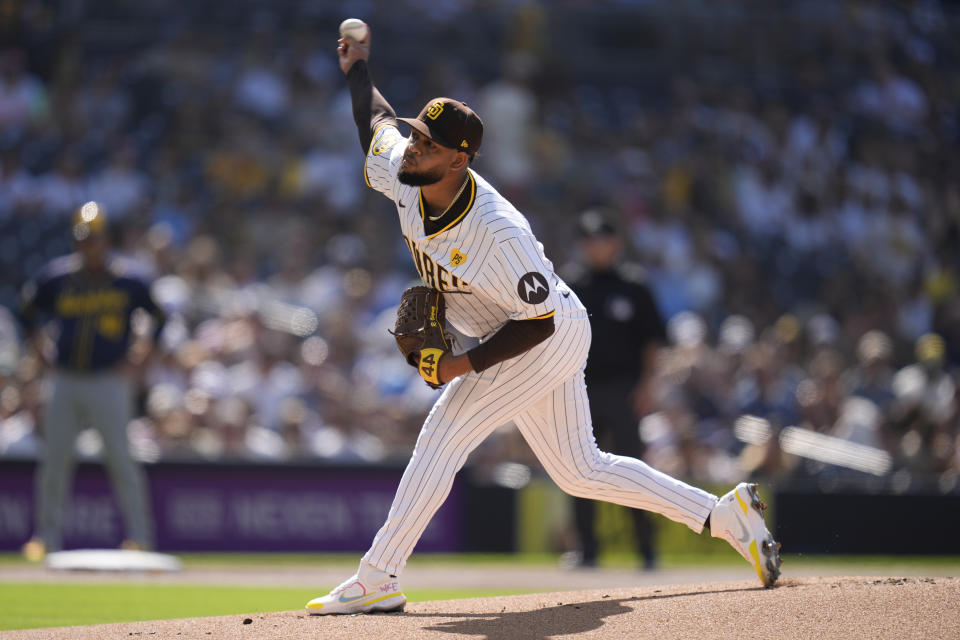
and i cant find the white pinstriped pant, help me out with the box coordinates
[363,310,718,576]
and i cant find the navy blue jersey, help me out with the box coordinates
[18,253,166,371]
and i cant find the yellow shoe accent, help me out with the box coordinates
[367,592,405,606]
[748,539,765,584]
[735,489,750,516]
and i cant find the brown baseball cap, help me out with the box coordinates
[398,97,483,156]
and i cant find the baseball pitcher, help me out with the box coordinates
[306,23,781,615]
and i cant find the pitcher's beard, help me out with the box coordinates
[398,166,444,186]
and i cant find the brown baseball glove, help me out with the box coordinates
[391,286,451,388]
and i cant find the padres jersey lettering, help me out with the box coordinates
[402,234,470,293]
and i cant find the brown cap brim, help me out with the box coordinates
[397,117,458,150]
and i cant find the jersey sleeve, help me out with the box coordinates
[129,277,167,340]
[363,124,405,201]
[486,234,560,321]
[17,270,58,331]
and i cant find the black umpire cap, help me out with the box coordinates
[576,208,618,238]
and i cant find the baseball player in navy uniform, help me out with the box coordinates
[564,208,664,570]
[307,24,780,615]
[18,202,165,561]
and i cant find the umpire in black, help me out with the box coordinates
[564,208,667,570]
[17,202,166,561]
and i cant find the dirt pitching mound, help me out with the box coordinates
[5,576,958,640]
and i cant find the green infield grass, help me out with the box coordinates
[0,582,541,631]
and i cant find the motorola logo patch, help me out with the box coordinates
[517,272,549,304]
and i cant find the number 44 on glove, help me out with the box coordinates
[391,286,451,389]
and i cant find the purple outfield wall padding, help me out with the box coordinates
[0,460,462,552]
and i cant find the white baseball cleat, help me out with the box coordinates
[306,563,406,615]
[710,482,782,587]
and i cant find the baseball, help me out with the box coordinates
[339,18,369,42]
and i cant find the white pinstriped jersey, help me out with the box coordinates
[364,124,583,339]
[356,125,721,582]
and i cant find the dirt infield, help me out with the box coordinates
[4,576,958,640]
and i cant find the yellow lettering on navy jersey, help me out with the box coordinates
[56,290,129,317]
[98,313,126,340]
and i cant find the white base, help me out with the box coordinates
[45,549,182,572]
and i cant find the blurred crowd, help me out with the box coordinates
[0,1,958,491]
